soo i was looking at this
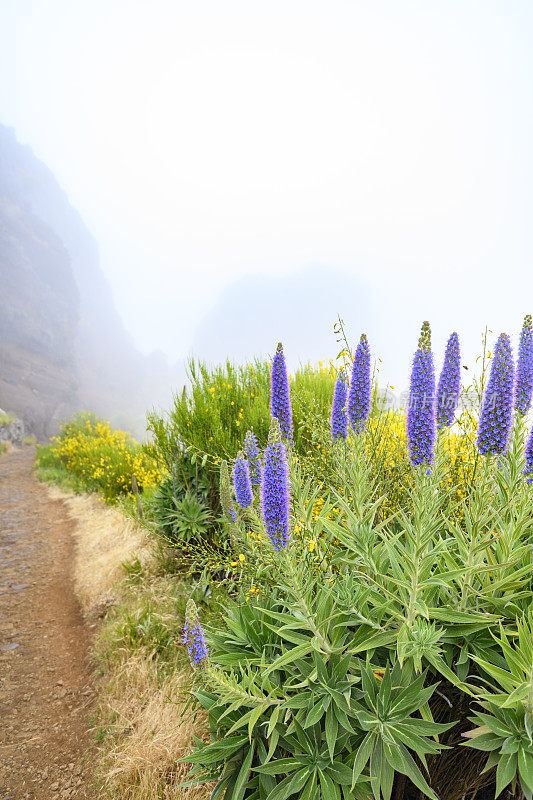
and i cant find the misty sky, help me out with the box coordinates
[1,1,533,387]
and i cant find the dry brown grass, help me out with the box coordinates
[98,653,213,800]
[47,487,150,616]
[46,486,212,800]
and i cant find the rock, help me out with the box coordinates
[0,418,25,445]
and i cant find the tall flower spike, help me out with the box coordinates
[182,599,208,669]
[477,333,514,456]
[523,424,533,484]
[233,451,253,508]
[244,429,262,485]
[407,322,436,467]
[347,334,371,433]
[261,418,290,550]
[219,460,236,521]
[270,342,293,442]
[331,370,348,439]
[436,332,461,429]
[515,315,533,415]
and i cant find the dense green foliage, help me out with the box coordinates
[144,356,340,555]
[146,357,338,475]
[184,426,533,800]
[37,329,533,799]
[36,412,161,501]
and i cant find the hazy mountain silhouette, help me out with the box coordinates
[191,266,372,368]
[0,124,182,438]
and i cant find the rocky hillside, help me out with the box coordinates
[0,125,180,439]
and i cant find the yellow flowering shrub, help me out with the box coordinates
[49,413,162,501]
[294,407,479,560]
[365,408,478,519]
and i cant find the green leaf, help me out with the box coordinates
[248,705,265,741]
[370,737,394,800]
[428,608,500,624]
[496,752,518,797]
[500,736,519,755]
[266,729,279,763]
[267,705,281,738]
[334,704,358,735]
[501,684,530,708]
[326,703,339,762]
[257,741,277,797]
[470,656,517,692]
[328,761,353,786]
[348,630,396,654]
[181,735,248,763]
[233,742,255,800]
[462,732,503,752]
[475,712,513,739]
[283,692,314,709]
[264,643,315,676]
[383,741,438,800]
[304,701,325,729]
[319,768,342,800]
[424,652,472,694]
[263,621,313,646]
[209,776,232,800]
[352,732,374,789]
[519,748,533,793]
[265,769,310,800]
[299,772,317,800]
[254,759,302,776]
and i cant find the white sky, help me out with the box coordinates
[1,0,533,384]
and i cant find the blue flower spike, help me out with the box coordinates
[347,334,371,434]
[436,332,461,429]
[270,343,293,442]
[331,370,348,439]
[407,321,436,467]
[183,599,208,669]
[477,333,514,456]
[261,418,290,550]
[233,451,253,508]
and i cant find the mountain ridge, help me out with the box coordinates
[0,124,181,438]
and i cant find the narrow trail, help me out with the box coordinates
[0,448,95,800]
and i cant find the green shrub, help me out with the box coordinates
[40,412,161,502]
[145,357,338,562]
[153,488,213,546]
[182,425,533,800]
[146,357,338,478]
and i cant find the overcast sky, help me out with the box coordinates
[1,0,533,386]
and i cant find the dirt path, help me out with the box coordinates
[0,448,95,800]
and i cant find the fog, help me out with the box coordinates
[1,0,533,391]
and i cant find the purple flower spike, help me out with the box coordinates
[244,430,262,485]
[261,420,290,550]
[477,333,514,456]
[436,332,461,429]
[183,600,208,669]
[270,343,293,442]
[407,321,436,467]
[233,451,253,508]
[219,460,236,522]
[331,370,348,439]
[523,424,533,484]
[347,334,371,433]
[515,315,533,416]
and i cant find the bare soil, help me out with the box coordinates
[0,448,95,800]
